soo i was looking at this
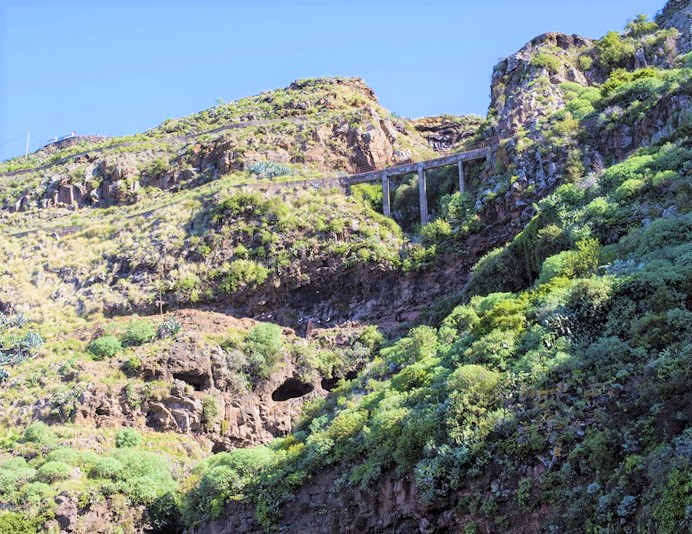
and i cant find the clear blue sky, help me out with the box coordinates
[1,0,666,161]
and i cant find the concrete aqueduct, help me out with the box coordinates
[342,146,491,224]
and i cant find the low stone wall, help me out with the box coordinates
[42,135,108,154]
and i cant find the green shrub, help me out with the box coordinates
[358,325,384,352]
[440,192,474,225]
[474,296,528,337]
[174,274,201,303]
[384,326,438,366]
[651,169,679,188]
[115,428,142,448]
[0,512,40,534]
[125,356,142,373]
[0,457,36,495]
[391,360,437,391]
[22,422,55,444]
[211,192,270,223]
[420,219,452,245]
[623,214,692,256]
[586,197,613,218]
[351,183,383,212]
[22,481,54,504]
[682,52,692,69]
[202,396,220,432]
[220,259,269,293]
[601,153,653,190]
[596,31,635,69]
[87,335,122,359]
[111,449,176,505]
[537,238,600,285]
[90,457,125,480]
[601,67,659,97]
[245,323,282,357]
[402,244,437,271]
[46,447,98,470]
[327,409,368,445]
[566,98,596,120]
[614,178,646,201]
[241,323,284,381]
[36,461,72,483]
[531,53,561,73]
[569,428,619,476]
[448,364,501,395]
[148,492,180,532]
[183,447,274,525]
[625,14,657,38]
[652,469,692,532]
[462,329,518,369]
[577,55,593,71]
[122,319,156,346]
[144,157,170,177]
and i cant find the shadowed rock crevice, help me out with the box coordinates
[172,371,210,391]
[320,376,340,391]
[272,378,314,401]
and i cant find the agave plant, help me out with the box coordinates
[158,317,183,339]
[20,332,43,355]
[248,160,295,179]
[0,352,13,366]
[12,313,27,328]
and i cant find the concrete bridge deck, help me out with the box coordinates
[343,146,490,186]
[342,144,491,224]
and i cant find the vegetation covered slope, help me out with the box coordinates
[181,7,692,534]
[205,143,692,533]
[1,2,692,533]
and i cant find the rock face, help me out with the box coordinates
[491,33,593,140]
[658,0,692,53]
[476,19,685,229]
[193,469,428,534]
[412,115,485,151]
[194,463,552,534]
[70,332,328,451]
[46,494,145,534]
[585,91,692,163]
[190,104,407,177]
[475,33,595,228]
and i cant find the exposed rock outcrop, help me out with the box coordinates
[491,33,593,140]
[658,0,692,54]
[412,114,485,151]
[68,332,328,450]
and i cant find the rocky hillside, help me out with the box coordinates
[0,77,436,212]
[0,1,691,533]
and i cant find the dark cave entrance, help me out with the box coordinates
[173,371,210,391]
[272,378,314,401]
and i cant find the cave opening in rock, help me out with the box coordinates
[172,372,209,391]
[321,376,340,391]
[272,378,314,401]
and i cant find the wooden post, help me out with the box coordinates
[381,172,391,217]
[418,164,428,224]
[458,160,465,194]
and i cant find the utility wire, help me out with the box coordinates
[0,134,25,148]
